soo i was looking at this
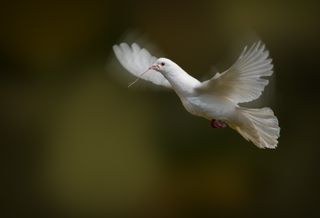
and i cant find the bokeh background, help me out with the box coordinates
[1,0,320,217]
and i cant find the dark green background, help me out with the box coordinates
[1,0,319,217]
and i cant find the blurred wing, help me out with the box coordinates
[197,41,273,103]
[113,43,171,88]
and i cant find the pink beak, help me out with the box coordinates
[149,64,160,71]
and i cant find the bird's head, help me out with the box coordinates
[128,58,177,88]
[150,58,176,74]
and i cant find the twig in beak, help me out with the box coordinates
[128,67,151,88]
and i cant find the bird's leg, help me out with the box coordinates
[210,119,227,128]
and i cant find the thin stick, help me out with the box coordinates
[128,68,150,88]
[128,77,141,88]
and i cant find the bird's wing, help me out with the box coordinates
[113,43,171,88]
[196,41,273,104]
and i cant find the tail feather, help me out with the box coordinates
[230,107,280,149]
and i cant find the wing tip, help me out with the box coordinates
[112,44,120,52]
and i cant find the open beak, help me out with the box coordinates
[149,64,160,71]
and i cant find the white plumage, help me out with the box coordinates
[112,41,280,149]
[113,43,171,88]
[199,42,273,104]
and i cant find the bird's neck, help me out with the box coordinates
[163,67,200,96]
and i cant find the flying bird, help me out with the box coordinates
[113,41,280,149]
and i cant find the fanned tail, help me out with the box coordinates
[229,107,280,149]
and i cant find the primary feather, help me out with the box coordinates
[197,41,273,103]
[113,43,171,88]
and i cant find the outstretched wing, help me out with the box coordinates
[197,41,273,104]
[113,43,171,88]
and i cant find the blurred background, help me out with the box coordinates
[1,0,320,217]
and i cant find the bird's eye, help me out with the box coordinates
[160,62,165,66]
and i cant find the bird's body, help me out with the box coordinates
[182,94,236,121]
[113,41,280,149]
[159,63,234,120]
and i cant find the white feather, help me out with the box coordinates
[231,107,280,149]
[113,43,171,88]
[197,41,273,103]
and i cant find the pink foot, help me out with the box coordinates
[210,119,227,128]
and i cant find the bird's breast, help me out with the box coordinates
[180,96,211,119]
[180,95,236,120]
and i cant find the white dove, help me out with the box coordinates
[113,41,280,149]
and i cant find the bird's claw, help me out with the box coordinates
[210,119,227,128]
